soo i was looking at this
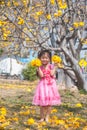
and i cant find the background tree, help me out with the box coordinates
[0,0,87,90]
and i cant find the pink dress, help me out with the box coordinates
[32,64,61,106]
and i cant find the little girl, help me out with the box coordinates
[32,50,61,122]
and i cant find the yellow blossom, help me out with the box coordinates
[78,59,87,67]
[25,37,30,41]
[46,14,51,20]
[54,10,62,17]
[54,13,59,17]
[18,17,24,25]
[22,0,27,6]
[60,3,67,9]
[73,22,79,28]
[44,27,48,30]
[57,10,62,16]
[69,27,74,31]
[0,1,4,5]
[50,0,55,5]
[79,22,84,27]
[36,11,43,16]
[13,1,19,6]
[82,39,87,44]
[7,1,11,6]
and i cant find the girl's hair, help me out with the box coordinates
[38,49,52,62]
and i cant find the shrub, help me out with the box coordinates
[22,63,37,81]
[0,49,3,55]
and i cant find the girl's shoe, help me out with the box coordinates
[45,115,49,123]
[38,118,45,122]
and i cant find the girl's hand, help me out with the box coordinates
[54,63,58,71]
[37,67,44,78]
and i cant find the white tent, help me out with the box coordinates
[0,57,24,75]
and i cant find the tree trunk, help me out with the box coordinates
[64,73,74,88]
[73,64,87,91]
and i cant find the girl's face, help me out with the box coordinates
[40,53,50,65]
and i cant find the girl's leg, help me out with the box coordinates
[45,106,51,122]
[39,106,45,122]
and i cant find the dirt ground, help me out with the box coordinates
[0,79,87,130]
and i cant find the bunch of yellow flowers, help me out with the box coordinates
[52,55,64,68]
[31,58,42,67]
[52,55,62,63]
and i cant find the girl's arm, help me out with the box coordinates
[50,64,58,76]
[37,67,44,78]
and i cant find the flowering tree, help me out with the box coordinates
[0,0,87,90]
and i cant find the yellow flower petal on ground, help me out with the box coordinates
[51,108,58,113]
[30,109,36,114]
[12,117,19,122]
[75,103,82,108]
[0,115,6,123]
[27,88,31,92]
[51,115,58,120]
[55,119,65,125]
[39,121,46,126]
[0,107,7,116]
[20,110,30,115]
[1,121,10,128]
[83,126,87,130]
[27,118,35,125]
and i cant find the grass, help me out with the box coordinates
[0,79,87,130]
